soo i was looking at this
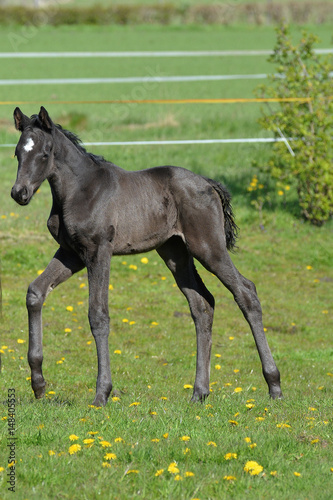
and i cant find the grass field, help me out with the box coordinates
[1,23,332,500]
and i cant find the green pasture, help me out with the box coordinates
[1,24,332,499]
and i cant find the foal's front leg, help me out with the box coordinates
[26,248,84,399]
[86,245,113,407]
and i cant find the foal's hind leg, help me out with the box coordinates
[26,247,84,399]
[157,237,215,402]
[192,240,282,399]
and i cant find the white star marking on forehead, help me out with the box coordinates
[24,138,35,152]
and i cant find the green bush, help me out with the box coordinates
[256,24,333,225]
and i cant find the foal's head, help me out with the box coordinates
[11,106,55,205]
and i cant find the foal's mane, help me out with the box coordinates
[30,114,105,165]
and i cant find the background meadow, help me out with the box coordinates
[0,17,332,500]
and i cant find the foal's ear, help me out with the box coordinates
[13,107,30,132]
[38,106,53,132]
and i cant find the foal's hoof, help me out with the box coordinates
[34,385,46,399]
[91,394,108,407]
[190,391,209,403]
[269,387,283,400]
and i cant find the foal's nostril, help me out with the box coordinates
[20,186,28,202]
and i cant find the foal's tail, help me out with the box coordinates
[205,177,239,251]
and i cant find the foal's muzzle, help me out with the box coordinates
[11,184,32,205]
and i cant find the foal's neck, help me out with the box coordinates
[48,128,96,203]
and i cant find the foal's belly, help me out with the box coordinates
[111,193,179,255]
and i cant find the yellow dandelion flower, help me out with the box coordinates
[215,353,221,358]
[308,407,317,411]
[48,450,55,456]
[234,387,242,393]
[249,443,257,449]
[37,269,44,275]
[311,439,319,444]
[215,364,221,370]
[183,447,190,455]
[244,460,263,475]
[278,190,284,196]
[161,276,166,280]
[207,441,217,447]
[151,438,160,443]
[127,470,139,474]
[0,467,5,472]
[115,437,124,443]
[112,397,120,402]
[256,416,265,421]
[229,336,234,340]
[69,434,79,441]
[109,284,114,290]
[174,474,182,481]
[163,433,169,439]
[244,437,251,443]
[66,306,74,312]
[229,420,238,426]
[100,441,112,448]
[102,462,111,468]
[104,453,117,460]
[183,384,193,389]
[246,403,255,409]
[160,396,168,401]
[225,453,237,460]
[294,472,301,477]
[151,321,159,326]
[155,469,164,477]
[185,471,195,477]
[114,349,122,354]
[233,369,239,373]
[168,462,179,474]
[129,402,140,407]
[141,257,149,264]
[270,471,277,476]
[180,436,190,441]
[195,415,200,421]
[68,444,81,455]
[88,431,98,435]
[128,264,137,270]
[79,283,86,288]
[129,321,136,325]
[17,339,25,344]
[83,438,94,445]
[224,475,236,481]
[64,328,72,333]
[306,265,313,270]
